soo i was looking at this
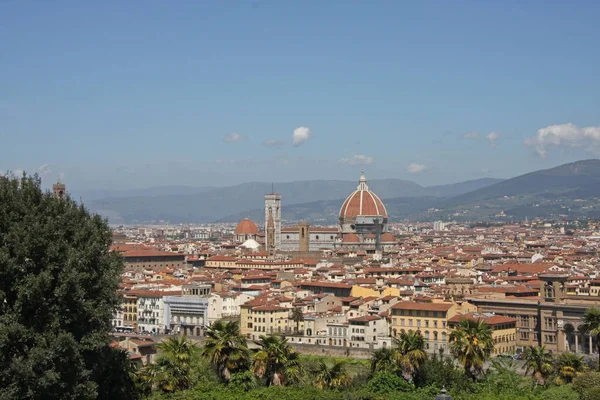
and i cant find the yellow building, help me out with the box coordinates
[122,293,138,330]
[448,313,518,355]
[390,301,476,353]
[240,299,292,340]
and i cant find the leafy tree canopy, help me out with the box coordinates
[0,174,129,399]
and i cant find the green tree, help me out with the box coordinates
[314,360,352,389]
[554,352,585,384]
[290,307,304,333]
[394,331,427,381]
[365,370,414,394]
[522,346,554,386]
[572,371,600,400]
[228,371,257,392]
[0,174,130,399]
[252,334,302,386]
[449,318,494,380]
[370,347,397,374]
[144,335,199,392]
[201,320,250,381]
[580,307,600,371]
[414,353,472,394]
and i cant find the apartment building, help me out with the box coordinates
[448,312,517,355]
[390,301,476,353]
[467,274,600,354]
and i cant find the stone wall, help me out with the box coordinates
[288,342,373,359]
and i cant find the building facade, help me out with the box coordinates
[467,274,600,354]
[163,283,211,336]
[390,301,477,354]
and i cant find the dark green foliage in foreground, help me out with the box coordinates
[0,174,133,399]
[572,371,600,400]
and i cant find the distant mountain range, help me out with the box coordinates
[87,159,600,224]
[87,177,502,224]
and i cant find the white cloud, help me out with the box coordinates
[524,123,600,157]
[223,132,246,143]
[481,168,490,173]
[14,169,24,176]
[338,154,374,166]
[38,164,51,176]
[486,132,500,148]
[262,139,285,149]
[463,132,479,139]
[407,163,427,174]
[292,126,311,147]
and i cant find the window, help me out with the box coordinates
[316,235,319,240]
[425,320,429,328]
[409,319,413,327]
[400,318,405,326]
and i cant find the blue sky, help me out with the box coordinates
[2,1,600,191]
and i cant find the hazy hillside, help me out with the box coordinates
[425,178,504,197]
[221,196,443,225]
[88,177,502,224]
[446,159,600,204]
[76,185,216,201]
[415,159,600,221]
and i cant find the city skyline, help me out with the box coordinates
[2,1,600,190]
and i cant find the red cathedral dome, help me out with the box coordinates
[234,218,259,235]
[339,172,387,220]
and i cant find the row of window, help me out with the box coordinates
[393,329,447,341]
[395,318,446,329]
[394,310,445,318]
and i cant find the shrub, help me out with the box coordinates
[572,372,600,400]
[365,371,413,394]
[229,371,258,392]
[538,384,578,400]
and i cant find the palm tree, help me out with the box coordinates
[252,334,302,386]
[555,352,585,384]
[290,307,304,334]
[580,307,600,371]
[201,320,250,381]
[370,347,397,374]
[394,331,427,381]
[314,360,352,389]
[143,335,198,392]
[449,318,494,380]
[523,345,554,386]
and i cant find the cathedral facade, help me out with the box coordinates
[337,171,395,250]
[235,171,396,253]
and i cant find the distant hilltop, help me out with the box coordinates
[86,159,600,224]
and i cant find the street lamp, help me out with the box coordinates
[434,387,452,400]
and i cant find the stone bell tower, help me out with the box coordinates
[53,179,66,200]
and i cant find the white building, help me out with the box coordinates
[433,221,446,231]
[163,283,211,336]
[137,291,167,334]
[207,292,254,323]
